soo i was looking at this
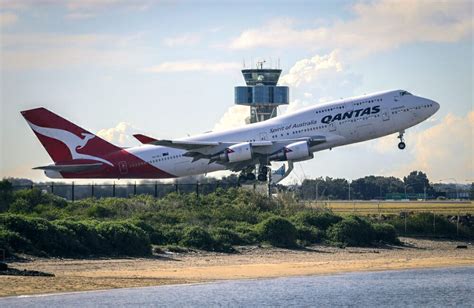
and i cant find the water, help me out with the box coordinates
[2,267,473,307]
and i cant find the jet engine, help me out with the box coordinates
[213,142,253,163]
[269,141,314,162]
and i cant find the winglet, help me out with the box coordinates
[133,134,158,144]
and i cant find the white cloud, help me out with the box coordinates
[280,50,343,87]
[0,12,18,27]
[369,112,473,181]
[212,105,249,132]
[404,111,473,181]
[144,60,241,73]
[97,122,143,146]
[163,33,201,47]
[279,50,362,103]
[229,0,473,56]
[0,0,153,19]
[1,33,143,70]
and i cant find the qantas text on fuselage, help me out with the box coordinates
[21,89,439,180]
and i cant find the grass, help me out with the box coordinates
[305,201,474,215]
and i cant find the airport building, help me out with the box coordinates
[234,61,289,123]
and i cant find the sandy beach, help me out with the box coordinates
[2,238,473,297]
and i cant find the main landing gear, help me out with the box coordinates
[397,131,406,150]
[257,165,268,182]
[238,165,269,182]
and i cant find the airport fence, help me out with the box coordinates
[304,200,474,238]
[303,200,474,215]
[11,182,241,201]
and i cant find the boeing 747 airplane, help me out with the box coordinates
[22,89,439,181]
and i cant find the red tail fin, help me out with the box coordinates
[21,107,121,165]
[133,134,158,144]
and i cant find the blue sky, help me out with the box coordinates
[1,0,472,184]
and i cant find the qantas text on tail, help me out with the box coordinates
[21,90,439,181]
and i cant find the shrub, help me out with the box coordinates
[292,211,342,230]
[161,224,184,244]
[0,214,85,256]
[234,222,259,245]
[87,205,115,218]
[388,213,465,237]
[211,227,242,245]
[295,225,321,246]
[210,227,241,252]
[54,220,104,255]
[327,216,375,246]
[95,221,151,256]
[9,198,33,213]
[131,220,166,245]
[164,245,190,253]
[373,223,400,244]
[256,216,297,248]
[180,226,214,250]
[0,227,34,254]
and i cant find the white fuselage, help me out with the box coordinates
[126,90,439,177]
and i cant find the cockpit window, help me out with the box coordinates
[400,91,412,96]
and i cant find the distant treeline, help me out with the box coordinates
[299,171,473,200]
[5,171,473,201]
[0,182,472,258]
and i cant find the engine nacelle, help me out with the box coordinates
[215,142,253,163]
[269,141,314,162]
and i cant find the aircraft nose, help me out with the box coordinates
[431,100,440,114]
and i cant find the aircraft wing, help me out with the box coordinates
[133,133,328,159]
[33,163,104,173]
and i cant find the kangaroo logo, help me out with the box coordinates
[27,121,114,166]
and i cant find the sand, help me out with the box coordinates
[1,238,473,297]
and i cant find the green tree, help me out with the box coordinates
[0,180,13,212]
[403,171,434,195]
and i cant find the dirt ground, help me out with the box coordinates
[2,237,473,297]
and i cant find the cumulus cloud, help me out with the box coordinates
[212,106,249,132]
[0,12,18,27]
[97,122,143,146]
[404,112,473,181]
[368,112,473,181]
[229,0,473,56]
[280,50,343,87]
[279,50,362,102]
[144,60,241,73]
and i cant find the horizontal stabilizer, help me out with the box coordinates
[33,163,103,173]
[133,134,158,144]
[148,139,221,150]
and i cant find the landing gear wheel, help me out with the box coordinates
[260,166,269,174]
[246,173,256,181]
[257,174,268,182]
[238,173,247,183]
[397,131,406,150]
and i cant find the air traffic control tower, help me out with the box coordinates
[234,62,289,123]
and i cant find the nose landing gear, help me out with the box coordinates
[397,131,406,150]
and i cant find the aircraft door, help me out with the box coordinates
[329,123,336,132]
[382,109,390,121]
[118,161,128,175]
[259,132,269,141]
